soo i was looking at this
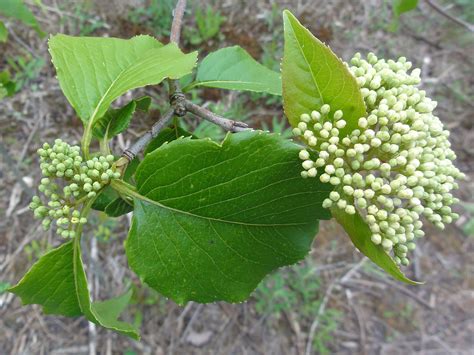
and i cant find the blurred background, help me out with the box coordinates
[0,0,473,354]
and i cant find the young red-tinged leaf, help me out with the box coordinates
[282,10,366,136]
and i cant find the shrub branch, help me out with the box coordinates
[120,0,250,165]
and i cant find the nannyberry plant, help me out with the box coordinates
[9,1,464,339]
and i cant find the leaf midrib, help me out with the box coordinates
[290,19,324,105]
[120,182,313,227]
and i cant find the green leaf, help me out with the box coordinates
[282,10,366,136]
[390,0,418,31]
[0,71,16,99]
[144,125,194,155]
[0,0,44,37]
[90,289,135,327]
[9,241,82,317]
[92,185,119,211]
[125,131,332,304]
[0,281,11,294]
[93,96,151,140]
[0,21,7,42]
[9,239,140,339]
[105,197,133,217]
[185,46,282,95]
[49,35,197,127]
[73,236,139,339]
[331,207,422,285]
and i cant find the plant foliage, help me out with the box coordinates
[8,4,463,341]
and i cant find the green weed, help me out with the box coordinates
[128,0,174,39]
[6,55,44,92]
[253,261,341,354]
[184,5,225,45]
[24,239,52,262]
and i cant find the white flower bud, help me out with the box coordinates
[321,104,330,114]
[325,165,335,174]
[322,198,332,208]
[299,150,310,160]
[320,174,330,183]
[294,53,464,266]
[302,160,314,170]
[329,191,340,201]
[300,113,311,122]
[292,128,302,136]
[371,234,382,245]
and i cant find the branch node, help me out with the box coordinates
[122,150,134,161]
[170,92,187,117]
[233,121,250,129]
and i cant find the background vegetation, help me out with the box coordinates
[0,0,472,353]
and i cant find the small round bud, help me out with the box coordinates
[299,150,310,160]
[371,234,382,245]
[302,160,314,170]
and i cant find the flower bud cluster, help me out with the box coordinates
[29,139,120,238]
[294,53,464,265]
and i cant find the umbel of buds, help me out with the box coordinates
[294,53,465,266]
[29,139,120,238]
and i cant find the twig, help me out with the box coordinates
[170,0,187,44]
[425,0,474,32]
[345,289,367,355]
[5,26,39,57]
[119,0,185,165]
[184,100,250,132]
[168,0,187,97]
[305,281,337,355]
[120,108,175,162]
[118,0,250,163]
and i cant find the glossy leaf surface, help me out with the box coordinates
[282,11,365,135]
[126,131,332,304]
